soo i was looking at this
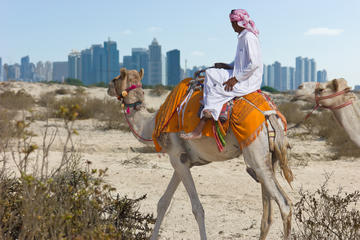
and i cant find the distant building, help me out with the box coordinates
[34,61,45,81]
[185,65,207,79]
[0,57,2,81]
[354,85,360,91]
[104,39,120,83]
[149,38,162,85]
[91,44,106,84]
[162,54,166,85]
[281,67,291,91]
[267,64,275,88]
[81,49,92,85]
[44,61,52,81]
[166,49,181,86]
[131,48,149,85]
[52,61,68,82]
[8,64,21,80]
[21,56,32,81]
[68,51,81,80]
[273,61,281,90]
[262,64,268,87]
[310,58,316,82]
[317,69,327,82]
[295,56,304,88]
[289,67,295,90]
[304,57,311,82]
[123,56,132,70]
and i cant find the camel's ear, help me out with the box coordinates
[331,78,349,92]
[138,68,144,80]
[120,68,127,79]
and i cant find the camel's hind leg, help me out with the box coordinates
[151,171,181,240]
[243,130,292,240]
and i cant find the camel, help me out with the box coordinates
[294,78,360,147]
[107,68,293,240]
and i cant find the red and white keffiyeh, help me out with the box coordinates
[229,9,259,37]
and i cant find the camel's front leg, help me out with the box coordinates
[151,171,181,240]
[169,155,207,240]
[260,185,273,240]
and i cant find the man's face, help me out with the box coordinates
[231,21,244,33]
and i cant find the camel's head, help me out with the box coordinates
[314,78,351,107]
[107,68,145,111]
[293,82,318,102]
[293,78,352,107]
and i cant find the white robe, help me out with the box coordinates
[201,29,263,120]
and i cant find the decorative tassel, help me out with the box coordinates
[126,107,130,114]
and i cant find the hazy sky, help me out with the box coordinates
[1,0,359,86]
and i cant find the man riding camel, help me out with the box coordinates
[181,9,263,140]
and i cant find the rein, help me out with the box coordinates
[289,82,353,130]
[115,83,153,142]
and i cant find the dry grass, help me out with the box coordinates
[0,90,35,110]
[292,176,360,239]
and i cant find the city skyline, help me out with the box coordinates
[1,1,359,87]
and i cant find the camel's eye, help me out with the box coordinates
[298,85,303,89]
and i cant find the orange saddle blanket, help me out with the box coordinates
[152,78,280,152]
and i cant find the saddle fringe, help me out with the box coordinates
[268,115,293,185]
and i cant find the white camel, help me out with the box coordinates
[294,78,360,147]
[107,68,293,240]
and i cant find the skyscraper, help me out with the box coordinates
[44,61,52,81]
[281,67,291,91]
[81,49,92,85]
[303,57,311,82]
[91,44,106,84]
[262,64,268,87]
[289,67,295,90]
[131,48,149,85]
[295,56,304,88]
[166,49,181,86]
[104,39,119,83]
[68,51,81,80]
[317,69,327,82]
[0,57,2,81]
[149,38,162,85]
[52,61,68,82]
[310,59,316,82]
[21,56,32,81]
[267,64,275,88]
[123,56,132,70]
[273,61,281,90]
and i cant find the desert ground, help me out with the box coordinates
[1,81,359,240]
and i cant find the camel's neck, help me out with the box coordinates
[332,100,360,147]
[126,105,156,145]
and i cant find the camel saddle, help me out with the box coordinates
[152,78,286,152]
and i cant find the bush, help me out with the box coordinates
[0,90,35,110]
[261,86,279,93]
[0,107,154,239]
[64,78,84,86]
[0,169,155,240]
[55,88,70,95]
[292,177,360,239]
[278,102,305,124]
[149,85,167,96]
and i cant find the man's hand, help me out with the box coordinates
[223,77,238,92]
[214,63,232,69]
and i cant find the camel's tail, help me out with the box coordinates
[268,114,293,186]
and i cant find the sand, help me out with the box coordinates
[1,81,359,240]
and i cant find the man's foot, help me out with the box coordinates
[180,132,202,140]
